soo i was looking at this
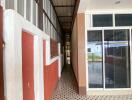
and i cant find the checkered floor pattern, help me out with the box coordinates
[52,65,132,100]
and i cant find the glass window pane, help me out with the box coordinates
[17,0,24,16]
[33,0,36,25]
[104,29,130,88]
[43,14,46,32]
[93,14,113,27]
[88,30,103,88]
[115,14,132,26]
[5,0,14,9]
[26,0,31,21]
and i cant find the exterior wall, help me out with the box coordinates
[3,10,60,100]
[71,13,86,95]
[0,6,4,100]
[44,61,58,100]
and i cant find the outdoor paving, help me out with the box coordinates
[52,65,132,100]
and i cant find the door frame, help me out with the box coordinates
[0,5,4,100]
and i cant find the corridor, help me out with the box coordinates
[52,65,132,100]
[1,0,132,100]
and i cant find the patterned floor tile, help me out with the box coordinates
[52,65,132,100]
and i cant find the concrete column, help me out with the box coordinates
[77,13,86,95]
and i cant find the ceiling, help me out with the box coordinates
[78,0,132,13]
[52,0,78,34]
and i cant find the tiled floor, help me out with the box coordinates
[52,65,132,100]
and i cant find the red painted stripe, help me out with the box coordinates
[22,31,35,100]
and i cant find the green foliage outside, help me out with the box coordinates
[88,53,102,61]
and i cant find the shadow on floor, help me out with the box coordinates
[52,65,132,100]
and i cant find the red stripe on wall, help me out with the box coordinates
[43,41,59,100]
[22,31,35,100]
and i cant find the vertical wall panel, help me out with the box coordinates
[0,6,4,100]
[22,32,35,100]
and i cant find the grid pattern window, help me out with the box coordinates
[42,0,61,41]
[3,0,61,41]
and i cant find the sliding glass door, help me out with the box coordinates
[104,30,130,88]
[88,29,130,89]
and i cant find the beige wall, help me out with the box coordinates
[71,17,78,82]
[71,13,86,95]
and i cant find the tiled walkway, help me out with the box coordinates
[52,65,132,100]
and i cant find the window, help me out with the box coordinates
[33,0,37,25]
[50,39,58,58]
[93,14,113,27]
[115,14,132,26]
[5,0,14,9]
[17,0,24,16]
[26,0,31,21]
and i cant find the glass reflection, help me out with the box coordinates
[104,30,130,88]
[115,14,132,26]
[88,31,103,88]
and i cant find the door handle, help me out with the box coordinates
[2,41,5,48]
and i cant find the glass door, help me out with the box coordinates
[88,29,130,89]
[104,29,130,88]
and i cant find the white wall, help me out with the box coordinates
[3,9,61,100]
